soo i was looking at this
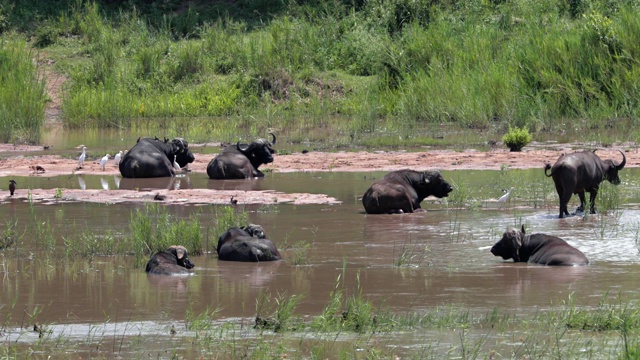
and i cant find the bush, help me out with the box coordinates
[502,126,532,152]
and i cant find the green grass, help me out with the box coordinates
[4,0,640,145]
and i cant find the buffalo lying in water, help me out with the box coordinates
[362,169,453,214]
[145,245,195,275]
[217,224,281,262]
[491,226,588,266]
[207,134,276,179]
[544,149,626,218]
[119,137,195,178]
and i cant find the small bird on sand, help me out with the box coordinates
[77,147,87,169]
[173,155,181,173]
[230,196,238,205]
[9,179,17,196]
[497,187,514,203]
[100,154,110,171]
[154,193,166,201]
[113,150,122,166]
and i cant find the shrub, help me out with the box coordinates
[502,126,532,152]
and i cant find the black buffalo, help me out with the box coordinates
[491,225,588,266]
[544,150,626,218]
[119,137,195,178]
[217,224,281,262]
[362,169,453,214]
[145,245,196,275]
[207,134,276,179]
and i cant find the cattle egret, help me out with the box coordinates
[497,187,514,203]
[77,147,87,169]
[114,150,122,166]
[100,154,110,171]
[9,179,16,196]
[173,155,181,173]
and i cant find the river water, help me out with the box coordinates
[2,163,640,357]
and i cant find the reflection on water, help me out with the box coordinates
[1,169,640,355]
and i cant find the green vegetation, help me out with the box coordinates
[0,37,47,144]
[502,126,532,152]
[1,0,640,144]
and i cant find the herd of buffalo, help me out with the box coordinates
[136,135,627,275]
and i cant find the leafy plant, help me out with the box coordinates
[502,126,532,152]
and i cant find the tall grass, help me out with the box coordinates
[2,0,636,139]
[129,203,204,266]
[0,38,46,143]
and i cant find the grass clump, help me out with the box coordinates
[0,38,46,144]
[502,126,532,152]
[129,203,204,266]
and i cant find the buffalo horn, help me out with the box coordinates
[617,150,626,170]
[236,141,250,153]
[269,132,276,145]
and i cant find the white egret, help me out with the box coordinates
[114,150,123,166]
[497,187,514,203]
[77,147,87,169]
[173,155,181,173]
[100,154,110,171]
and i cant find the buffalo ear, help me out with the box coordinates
[421,173,430,184]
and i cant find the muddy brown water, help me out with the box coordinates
[2,169,640,356]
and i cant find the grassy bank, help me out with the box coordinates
[1,0,640,144]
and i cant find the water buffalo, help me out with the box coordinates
[217,224,281,262]
[544,150,626,218]
[145,245,195,275]
[119,137,195,178]
[491,225,588,266]
[207,134,276,179]
[362,169,453,214]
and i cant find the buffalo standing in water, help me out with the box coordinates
[491,226,588,266]
[146,245,195,275]
[362,169,453,214]
[217,225,281,262]
[207,134,276,179]
[544,149,626,218]
[119,137,195,178]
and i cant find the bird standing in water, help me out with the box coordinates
[100,154,110,171]
[77,147,87,169]
[498,187,514,203]
[114,150,123,166]
[173,155,181,173]
[9,179,16,196]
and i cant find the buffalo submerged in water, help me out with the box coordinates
[544,149,626,218]
[119,137,195,178]
[362,169,453,214]
[145,245,195,275]
[217,224,282,262]
[491,226,588,266]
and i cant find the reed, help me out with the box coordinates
[0,38,46,143]
[4,0,639,140]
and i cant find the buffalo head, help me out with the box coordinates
[490,225,525,262]
[172,138,195,168]
[237,133,277,166]
[596,149,626,185]
[243,224,266,239]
